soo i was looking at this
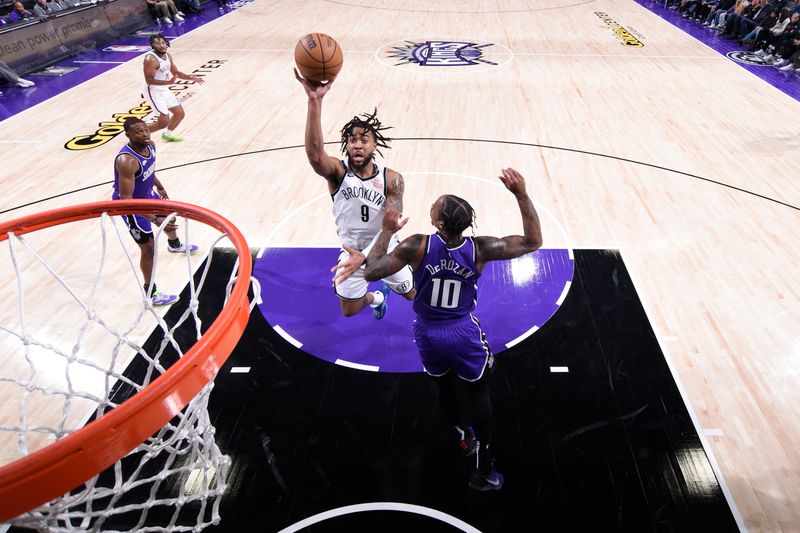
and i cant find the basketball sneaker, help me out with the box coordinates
[468,464,504,492]
[372,282,391,320]
[151,291,179,306]
[457,426,478,457]
[167,243,199,255]
[161,132,184,142]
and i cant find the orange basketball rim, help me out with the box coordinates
[0,199,252,522]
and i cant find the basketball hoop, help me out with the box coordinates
[0,199,256,530]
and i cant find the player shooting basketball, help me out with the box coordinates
[295,69,416,320]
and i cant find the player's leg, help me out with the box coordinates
[383,266,415,301]
[447,316,502,490]
[464,370,502,490]
[152,214,199,255]
[142,87,172,134]
[414,320,476,456]
[334,249,387,318]
[122,214,178,305]
[383,235,416,301]
[430,370,477,457]
[162,104,186,141]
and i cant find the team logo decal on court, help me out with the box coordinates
[595,12,645,47]
[378,39,512,72]
[65,60,227,150]
[726,51,772,65]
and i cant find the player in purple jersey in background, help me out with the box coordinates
[113,117,198,306]
[354,167,542,491]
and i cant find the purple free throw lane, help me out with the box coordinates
[255,247,574,373]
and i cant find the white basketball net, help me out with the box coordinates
[0,210,250,531]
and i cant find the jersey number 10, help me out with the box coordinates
[429,278,462,309]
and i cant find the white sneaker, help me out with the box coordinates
[773,58,788,68]
[174,12,184,21]
[162,16,173,24]
[779,62,796,71]
[15,78,35,87]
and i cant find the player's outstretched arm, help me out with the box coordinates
[475,168,543,267]
[363,210,425,281]
[295,68,342,181]
[169,54,204,84]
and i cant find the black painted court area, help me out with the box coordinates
[9,249,739,532]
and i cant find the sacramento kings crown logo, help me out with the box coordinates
[726,50,772,66]
[387,40,498,67]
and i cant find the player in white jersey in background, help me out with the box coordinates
[142,33,204,142]
[295,70,416,319]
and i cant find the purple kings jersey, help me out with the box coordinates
[112,143,158,199]
[413,234,480,321]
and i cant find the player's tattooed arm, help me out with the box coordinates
[384,170,405,214]
[363,233,424,282]
[362,210,423,281]
[475,168,543,267]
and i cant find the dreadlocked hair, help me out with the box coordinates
[440,195,477,237]
[339,108,392,156]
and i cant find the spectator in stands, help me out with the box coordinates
[705,0,735,28]
[7,1,34,23]
[214,0,229,14]
[695,0,721,22]
[33,0,59,18]
[722,0,774,38]
[780,45,800,71]
[742,8,780,47]
[717,0,754,34]
[753,9,794,54]
[770,11,800,65]
[0,59,36,92]
[145,0,184,25]
[178,0,202,14]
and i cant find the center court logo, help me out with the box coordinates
[378,39,512,72]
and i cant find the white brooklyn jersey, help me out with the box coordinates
[143,51,172,91]
[331,160,387,250]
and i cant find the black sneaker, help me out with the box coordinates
[469,465,504,491]
[458,426,477,457]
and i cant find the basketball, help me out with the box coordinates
[294,33,343,82]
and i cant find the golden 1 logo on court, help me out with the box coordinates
[377,39,513,73]
[65,59,227,151]
[594,12,645,47]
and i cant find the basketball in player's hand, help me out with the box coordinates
[294,33,343,82]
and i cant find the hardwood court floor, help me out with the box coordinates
[1,0,799,530]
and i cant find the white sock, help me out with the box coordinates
[369,290,385,308]
[165,129,174,135]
